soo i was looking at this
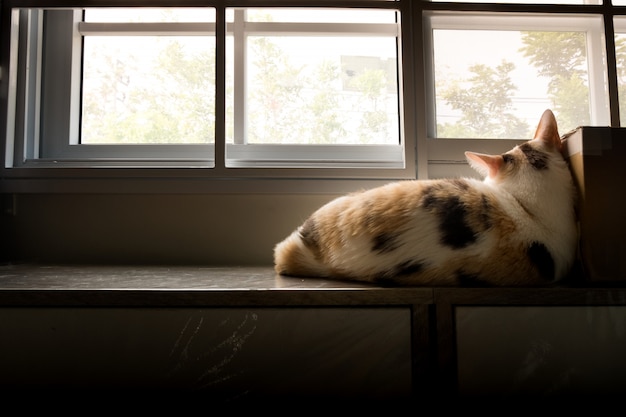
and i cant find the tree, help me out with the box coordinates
[437,61,529,138]
[520,31,590,128]
[436,31,601,137]
[307,60,348,144]
[82,39,215,144]
[349,68,390,143]
[247,37,309,144]
[84,29,395,145]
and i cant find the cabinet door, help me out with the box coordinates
[0,307,412,400]
[455,306,626,398]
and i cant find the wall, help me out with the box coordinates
[1,193,338,265]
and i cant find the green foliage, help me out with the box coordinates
[83,27,625,145]
[307,60,348,144]
[548,73,590,130]
[248,38,393,144]
[520,31,590,127]
[438,61,530,138]
[520,32,587,85]
[437,31,596,138]
[82,39,215,144]
[83,31,394,145]
[247,37,309,143]
[349,69,390,143]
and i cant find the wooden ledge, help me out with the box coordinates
[0,263,433,306]
[1,263,625,307]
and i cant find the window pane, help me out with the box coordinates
[227,8,400,146]
[84,8,215,23]
[429,0,600,3]
[80,7,216,146]
[245,8,397,23]
[243,36,398,145]
[614,17,626,126]
[81,36,215,145]
[431,18,606,138]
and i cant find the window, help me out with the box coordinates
[427,13,608,138]
[0,0,624,193]
[3,2,411,189]
[613,16,626,126]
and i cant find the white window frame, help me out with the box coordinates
[24,9,216,166]
[422,11,611,179]
[3,3,415,189]
[1,0,624,194]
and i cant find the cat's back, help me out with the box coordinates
[274,177,514,284]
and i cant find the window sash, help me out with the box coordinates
[2,0,625,194]
[423,11,610,168]
[9,6,407,174]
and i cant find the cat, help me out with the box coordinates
[273,109,579,286]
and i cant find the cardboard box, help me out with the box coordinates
[563,127,626,282]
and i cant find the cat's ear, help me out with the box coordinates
[534,109,562,152]
[465,151,503,179]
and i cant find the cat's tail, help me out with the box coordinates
[273,231,331,277]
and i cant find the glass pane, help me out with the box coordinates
[429,0,600,3]
[243,37,398,145]
[245,8,397,23]
[432,28,596,138]
[81,36,215,145]
[615,18,626,126]
[226,8,400,146]
[84,8,215,22]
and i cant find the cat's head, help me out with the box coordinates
[464,109,566,185]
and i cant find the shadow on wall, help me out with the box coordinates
[2,193,337,265]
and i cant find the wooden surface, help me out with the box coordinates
[2,263,626,401]
[0,264,359,289]
[2,263,625,307]
[0,263,434,306]
[0,263,430,400]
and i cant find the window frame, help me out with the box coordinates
[1,1,416,194]
[0,0,624,195]
[423,10,612,178]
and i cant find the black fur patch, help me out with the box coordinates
[451,179,470,191]
[422,192,476,249]
[456,270,493,287]
[298,218,320,252]
[527,241,555,280]
[372,232,401,253]
[373,260,424,285]
[372,276,398,287]
[480,194,492,229]
[395,260,424,276]
[519,143,548,170]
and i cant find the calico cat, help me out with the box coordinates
[273,109,578,286]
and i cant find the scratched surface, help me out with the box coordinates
[0,306,412,399]
[456,306,626,398]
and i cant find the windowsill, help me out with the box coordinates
[0,264,373,290]
[1,263,625,307]
[0,263,433,306]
